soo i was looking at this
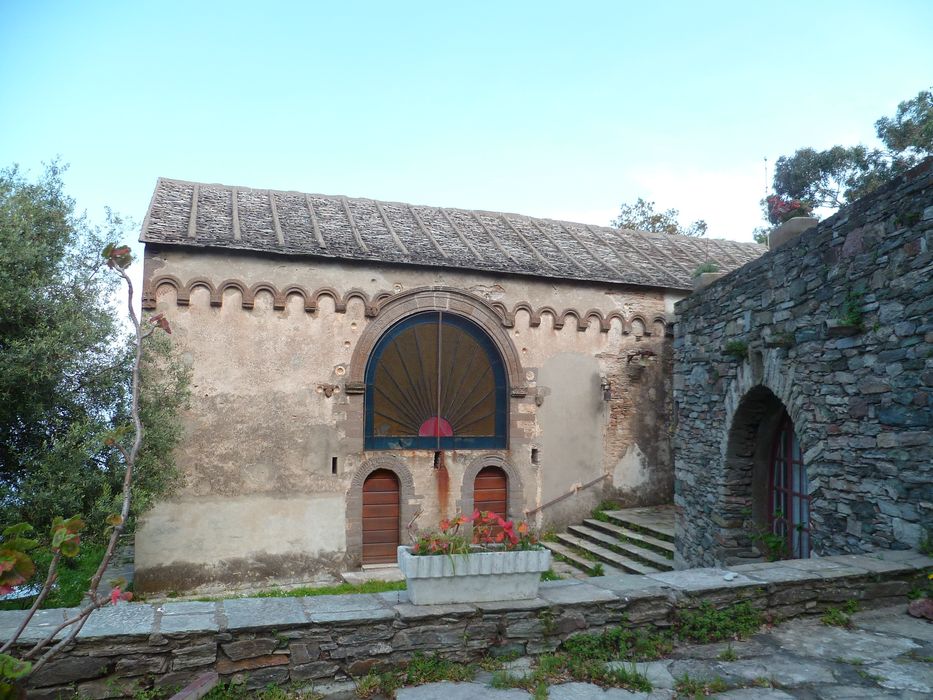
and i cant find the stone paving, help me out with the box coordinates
[384,604,932,699]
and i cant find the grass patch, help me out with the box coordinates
[717,643,737,661]
[540,569,562,581]
[821,600,859,628]
[199,681,321,699]
[591,500,618,523]
[354,653,475,697]
[563,625,673,662]
[674,673,728,696]
[193,579,406,602]
[0,543,106,610]
[674,602,762,643]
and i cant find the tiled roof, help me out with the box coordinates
[140,178,765,291]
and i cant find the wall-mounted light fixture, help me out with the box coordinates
[600,375,612,401]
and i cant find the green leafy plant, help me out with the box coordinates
[590,562,605,577]
[723,340,748,361]
[674,602,762,643]
[838,290,864,328]
[821,600,859,628]
[0,243,171,697]
[411,510,539,555]
[675,673,729,696]
[692,261,720,277]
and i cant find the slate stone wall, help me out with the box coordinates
[673,159,933,568]
[5,551,928,699]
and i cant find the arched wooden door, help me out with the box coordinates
[362,469,400,564]
[474,466,508,519]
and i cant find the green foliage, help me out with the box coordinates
[540,569,561,581]
[692,261,720,277]
[772,87,932,211]
[590,562,605,577]
[354,653,474,698]
[919,529,933,557]
[0,164,189,539]
[0,544,106,610]
[838,291,864,329]
[874,88,933,164]
[563,625,673,662]
[718,643,737,661]
[723,340,748,361]
[612,197,707,237]
[674,602,762,643]
[191,579,406,602]
[821,600,859,628]
[674,673,729,697]
[201,681,320,700]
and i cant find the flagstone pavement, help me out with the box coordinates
[313,604,931,699]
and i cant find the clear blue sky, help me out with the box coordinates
[2,1,931,251]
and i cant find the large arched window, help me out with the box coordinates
[365,311,508,450]
[769,411,810,559]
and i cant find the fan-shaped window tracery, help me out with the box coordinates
[364,312,507,449]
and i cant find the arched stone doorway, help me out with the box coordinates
[459,455,524,520]
[346,456,419,566]
[723,385,809,561]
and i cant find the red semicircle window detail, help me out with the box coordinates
[418,416,453,437]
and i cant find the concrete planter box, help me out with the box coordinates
[692,272,725,291]
[769,216,818,250]
[397,545,551,605]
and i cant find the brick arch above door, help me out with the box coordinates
[347,287,526,396]
[458,455,524,520]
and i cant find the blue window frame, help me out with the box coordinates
[365,311,508,450]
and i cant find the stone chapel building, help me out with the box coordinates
[134,177,763,593]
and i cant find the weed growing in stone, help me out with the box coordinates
[723,340,749,361]
[717,643,737,661]
[540,569,561,581]
[590,562,605,577]
[674,602,762,643]
[354,653,475,697]
[674,673,729,696]
[820,600,859,628]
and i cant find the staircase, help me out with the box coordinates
[543,505,675,577]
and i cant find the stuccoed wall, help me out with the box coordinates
[136,249,681,593]
[673,159,933,568]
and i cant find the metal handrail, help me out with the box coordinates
[524,473,610,516]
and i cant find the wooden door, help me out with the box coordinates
[474,466,508,519]
[362,469,400,564]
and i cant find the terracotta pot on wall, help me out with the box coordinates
[769,216,818,251]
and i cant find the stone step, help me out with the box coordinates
[540,541,622,576]
[568,525,674,571]
[604,507,675,543]
[555,533,660,575]
[583,519,675,557]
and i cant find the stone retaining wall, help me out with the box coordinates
[3,551,929,699]
[673,158,933,567]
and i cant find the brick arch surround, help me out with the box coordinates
[347,287,526,395]
[458,455,524,520]
[714,348,818,564]
[346,456,420,566]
